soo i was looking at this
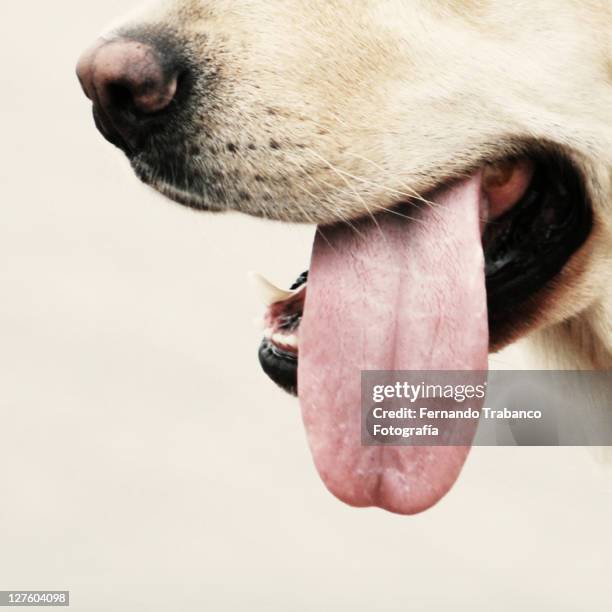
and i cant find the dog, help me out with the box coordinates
[76,0,612,514]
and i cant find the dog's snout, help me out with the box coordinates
[76,37,184,149]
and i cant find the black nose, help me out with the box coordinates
[76,37,183,150]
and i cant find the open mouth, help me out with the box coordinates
[257,150,592,514]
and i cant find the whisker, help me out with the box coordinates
[298,118,440,210]
[302,148,389,246]
[380,205,429,228]
[315,226,338,254]
[336,150,444,220]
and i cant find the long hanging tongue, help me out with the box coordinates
[298,176,489,514]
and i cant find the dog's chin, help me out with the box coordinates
[132,160,217,212]
[150,178,213,211]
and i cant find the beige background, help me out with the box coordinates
[1,1,611,610]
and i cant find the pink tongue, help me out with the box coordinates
[298,176,489,514]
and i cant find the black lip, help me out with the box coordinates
[258,341,298,396]
[259,153,593,395]
[257,272,307,394]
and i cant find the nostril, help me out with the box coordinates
[106,82,134,111]
[102,60,179,117]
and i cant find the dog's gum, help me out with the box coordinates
[483,158,535,220]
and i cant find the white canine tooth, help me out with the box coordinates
[284,335,298,348]
[248,271,296,306]
[271,333,298,349]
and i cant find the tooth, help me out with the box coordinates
[248,272,296,306]
[270,333,298,349]
[284,335,298,348]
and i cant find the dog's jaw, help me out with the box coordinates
[87,0,612,367]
